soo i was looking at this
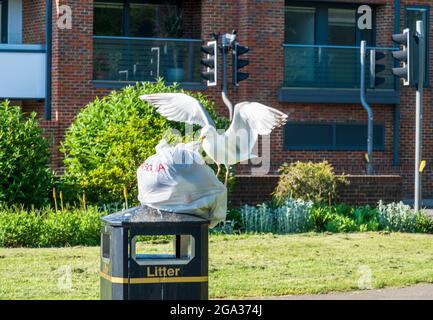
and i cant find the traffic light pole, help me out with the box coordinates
[221,35,233,120]
[414,20,425,212]
[360,41,374,175]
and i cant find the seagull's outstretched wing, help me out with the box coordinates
[140,93,215,127]
[225,102,288,163]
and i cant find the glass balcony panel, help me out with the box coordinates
[93,36,202,84]
[283,45,396,90]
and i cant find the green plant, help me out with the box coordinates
[0,101,54,207]
[0,206,104,247]
[377,201,417,232]
[325,215,357,233]
[61,80,228,204]
[240,198,313,234]
[273,161,347,205]
[352,205,380,231]
[415,212,433,233]
[310,205,333,231]
[377,201,433,233]
[311,204,380,233]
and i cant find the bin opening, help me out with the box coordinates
[131,235,195,265]
[102,233,110,259]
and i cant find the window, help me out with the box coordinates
[283,2,376,89]
[405,6,429,85]
[284,2,374,46]
[284,123,384,150]
[94,1,124,36]
[284,6,315,44]
[328,8,356,46]
[129,3,177,38]
[94,0,179,38]
[0,0,7,43]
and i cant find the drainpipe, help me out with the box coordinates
[360,41,374,175]
[44,0,52,120]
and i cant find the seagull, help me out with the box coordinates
[140,93,288,185]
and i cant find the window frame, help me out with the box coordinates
[284,1,376,47]
[0,0,8,44]
[283,122,385,151]
[404,5,429,86]
[94,0,181,38]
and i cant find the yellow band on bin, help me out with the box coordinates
[100,271,208,284]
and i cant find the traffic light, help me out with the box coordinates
[391,28,410,86]
[369,50,386,89]
[232,42,249,86]
[201,40,218,86]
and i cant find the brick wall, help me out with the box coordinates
[336,175,402,205]
[22,0,46,44]
[183,0,201,38]
[230,175,403,207]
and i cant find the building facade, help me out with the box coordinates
[0,0,432,199]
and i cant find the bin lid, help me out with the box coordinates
[101,205,209,227]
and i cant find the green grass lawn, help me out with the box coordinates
[1,232,433,299]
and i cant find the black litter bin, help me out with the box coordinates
[100,205,209,300]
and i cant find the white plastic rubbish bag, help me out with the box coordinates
[137,139,227,228]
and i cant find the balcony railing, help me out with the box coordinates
[0,44,46,99]
[93,36,203,85]
[283,44,397,90]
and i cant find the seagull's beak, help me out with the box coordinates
[198,136,205,142]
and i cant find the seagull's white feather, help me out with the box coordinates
[141,94,288,169]
[222,102,288,164]
[140,93,215,128]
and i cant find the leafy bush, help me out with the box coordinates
[61,80,228,204]
[376,201,433,233]
[415,212,433,233]
[311,204,380,233]
[273,161,347,205]
[240,199,313,233]
[0,101,54,207]
[0,206,104,247]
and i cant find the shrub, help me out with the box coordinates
[240,199,313,233]
[325,215,357,233]
[311,204,379,233]
[273,161,347,205]
[309,205,333,232]
[61,80,228,204]
[0,101,54,207]
[0,206,104,247]
[415,212,433,233]
[376,201,433,233]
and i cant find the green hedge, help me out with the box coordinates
[0,101,54,207]
[0,206,105,247]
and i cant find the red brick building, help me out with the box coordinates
[0,0,431,202]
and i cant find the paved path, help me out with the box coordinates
[254,284,433,300]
